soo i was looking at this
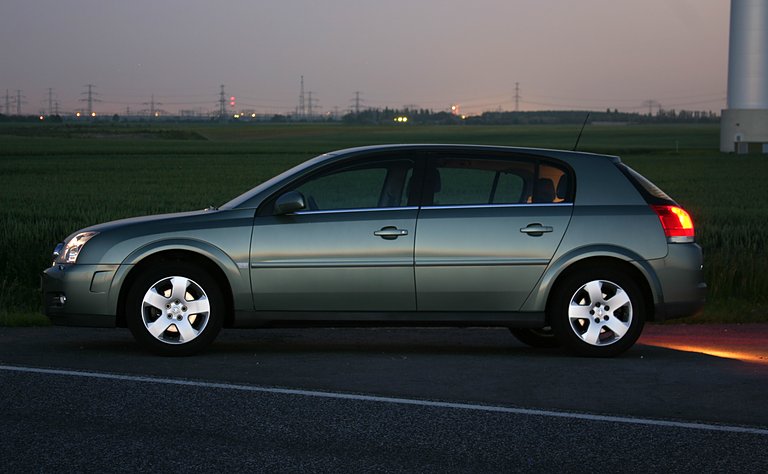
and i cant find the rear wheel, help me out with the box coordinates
[550,267,645,357]
[126,262,224,356]
[510,327,560,348]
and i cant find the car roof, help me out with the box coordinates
[326,143,620,163]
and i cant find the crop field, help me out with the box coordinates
[1,122,766,325]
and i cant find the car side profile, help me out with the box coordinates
[42,145,706,357]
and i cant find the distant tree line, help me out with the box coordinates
[0,114,63,123]
[340,108,720,125]
[342,108,462,125]
[1,108,720,125]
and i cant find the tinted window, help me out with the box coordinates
[292,160,414,211]
[426,157,570,206]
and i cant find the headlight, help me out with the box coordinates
[53,232,98,265]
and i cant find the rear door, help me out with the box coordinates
[415,152,574,311]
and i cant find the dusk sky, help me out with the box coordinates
[1,0,729,116]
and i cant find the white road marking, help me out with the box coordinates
[2,363,768,436]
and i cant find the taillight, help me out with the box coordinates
[652,205,694,240]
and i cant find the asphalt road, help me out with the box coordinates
[2,325,767,472]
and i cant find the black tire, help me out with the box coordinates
[550,266,645,357]
[510,327,560,348]
[126,262,224,356]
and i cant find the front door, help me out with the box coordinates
[250,156,419,312]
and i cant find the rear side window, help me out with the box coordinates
[538,163,570,204]
[435,165,527,205]
[425,156,571,206]
[616,163,675,205]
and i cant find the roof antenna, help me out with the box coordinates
[572,112,591,151]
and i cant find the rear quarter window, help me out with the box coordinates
[616,163,676,205]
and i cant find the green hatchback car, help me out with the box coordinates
[42,145,705,356]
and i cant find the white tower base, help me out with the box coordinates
[720,109,768,153]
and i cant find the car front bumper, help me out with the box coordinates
[41,263,119,327]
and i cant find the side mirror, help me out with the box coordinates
[274,191,306,215]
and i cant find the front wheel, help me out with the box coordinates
[126,262,224,356]
[550,267,645,357]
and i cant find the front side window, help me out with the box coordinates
[291,159,414,211]
[425,156,570,206]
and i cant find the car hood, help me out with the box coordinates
[66,208,256,265]
[77,209,216,236]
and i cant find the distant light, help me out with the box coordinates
[451,105,457,111]
[233,114,240,119]
[76,112,81,117]
[461,115,466,120]
[251,113,256,118]
[39,115,45,120]
[394,116,408,123]
[90,112,96,117]
[154,112,159,117]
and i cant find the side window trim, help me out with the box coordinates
[421,203,574,211]
[294,206,420,216]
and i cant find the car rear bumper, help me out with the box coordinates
[655,298,706,321]
[651,243,707,321]
[41,263,118,327]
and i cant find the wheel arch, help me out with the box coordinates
[523,246,662,323]
[112,242,240,328]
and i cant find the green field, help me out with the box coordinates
[1,122,766,325]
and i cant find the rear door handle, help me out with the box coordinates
[520,224,553,236]
[374,226,409,240]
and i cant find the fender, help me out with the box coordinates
[520,244,664,313]
[107,238,248,314]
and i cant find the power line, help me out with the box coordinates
[642,99,661,115]
[7,83,724,117]
[47,88,54,115]
[15,89,26,115]
[79,84,100,116]
[307,91,319,119]
[352,91,363,115]
[142,94,165,117]
[514,82,521,112]
[218,85,226,119]
[298,76,305,119]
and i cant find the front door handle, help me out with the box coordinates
[520,223,553,236]
[374,226,409,240]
